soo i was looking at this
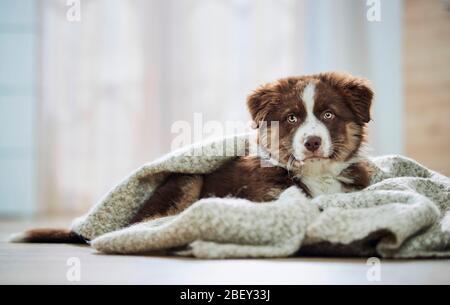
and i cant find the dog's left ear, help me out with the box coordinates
[322,72,374,124]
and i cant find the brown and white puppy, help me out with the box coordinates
[11,72,373,243]
[246,71,373,197]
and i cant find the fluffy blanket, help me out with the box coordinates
[71,134,450,258]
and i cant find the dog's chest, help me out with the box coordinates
[300,175,344,197]
[295,160,349,197]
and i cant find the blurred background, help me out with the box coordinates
[0,0,448,217]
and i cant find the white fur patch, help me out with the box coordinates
[296,159,351,197]
[293,83,332,161]
[8,232,28,243]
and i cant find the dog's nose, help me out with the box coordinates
[304,136,322,152]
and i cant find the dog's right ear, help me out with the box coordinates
[247,84,275,129]
[320,72,373,124]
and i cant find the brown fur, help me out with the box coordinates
[12,228,85,243]
[131,174,203,223]
[340,161,372,190]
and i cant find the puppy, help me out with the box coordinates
[12,72,373,242]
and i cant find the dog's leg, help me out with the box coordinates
[130,174,204,224]
[339,161,371,190]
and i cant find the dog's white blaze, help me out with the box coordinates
[293,83,332,161]
[291,83,347,196]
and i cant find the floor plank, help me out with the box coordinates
[0,218,449,284]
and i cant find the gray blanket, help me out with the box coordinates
[70,134,450,258]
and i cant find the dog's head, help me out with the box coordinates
[248,72,373,166]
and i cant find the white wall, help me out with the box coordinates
[0,0,37,216]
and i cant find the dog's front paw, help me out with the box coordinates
[278,186,309,203]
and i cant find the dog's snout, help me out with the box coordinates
[304,136,322,152]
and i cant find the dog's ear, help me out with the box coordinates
[247,84,276,128]
[321,72,373,124]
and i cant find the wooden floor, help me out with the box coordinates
[0,217,449,285]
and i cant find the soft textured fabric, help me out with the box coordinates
[70,134,450,258]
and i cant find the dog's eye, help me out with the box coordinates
[322,111,335,120]
[287,114,298,124]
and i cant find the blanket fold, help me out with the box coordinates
[70,134,450,258]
